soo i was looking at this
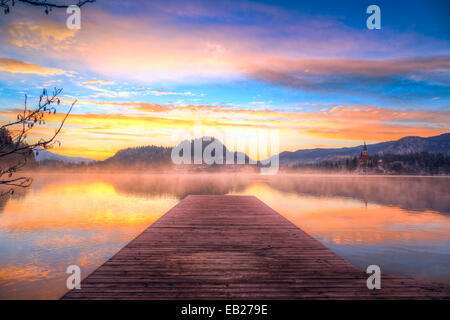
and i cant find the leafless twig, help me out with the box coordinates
[0,88,74,196]
[1,0,95,14]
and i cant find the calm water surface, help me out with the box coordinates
[0,172,449,299]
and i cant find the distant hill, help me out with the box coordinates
[176,137,251,165]
[34,147,95,164]
[102,145,172,167]
[35,133,450,169]
[275,133,450,166]
[102,137,251,168]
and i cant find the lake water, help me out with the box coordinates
[0,172,449,299]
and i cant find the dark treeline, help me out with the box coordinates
[34,150,450,175]
[36,159,96,169]
[371,152,450,174]
[290,152,450,175]
[0,127,37,170]
[103,145,172,166]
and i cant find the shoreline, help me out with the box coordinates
[20,169,450,178]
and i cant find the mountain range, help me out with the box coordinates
[276,133,450,166]
[37,133,450,166]
[34,147,95,164]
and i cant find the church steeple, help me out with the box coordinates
[362,141,368,156]
[358,141,371,173]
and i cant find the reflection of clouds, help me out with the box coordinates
[0,227,144,298]
[0,264,51,286]
[0,174,180,298]
[34,232,111,250]
[300,205,450,245]
[1,172,449,298]
[0,186,29,214]
[0,241,120,299]
[233,179,450,283]
[233,182,450,246]
[106,173,250,199]
[325,242,450,284]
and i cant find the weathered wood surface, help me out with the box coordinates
[62,195,450,299]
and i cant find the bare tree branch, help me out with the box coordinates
[0,88,74,196]
[1,0,95,14]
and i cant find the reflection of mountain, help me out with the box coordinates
[265,175,450,215]
[102,174,450,215]
[105,173,250,199]
[276,133,450,165]
[2,173,448,216]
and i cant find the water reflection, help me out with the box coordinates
[0,172,449,299]
[264,175,450,215]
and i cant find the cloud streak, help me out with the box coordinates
[0,0,448,159]
[0,58,69,76]
[83,79,113,85]
[245,56,450,97]
[3,5,447,84]
[2,100,448,160]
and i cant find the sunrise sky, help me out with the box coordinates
[0,0,449,160]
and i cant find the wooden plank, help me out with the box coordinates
[61,195,450,300]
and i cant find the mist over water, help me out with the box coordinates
[0,172,449,299]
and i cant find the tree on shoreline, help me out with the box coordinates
[0,88,74,195]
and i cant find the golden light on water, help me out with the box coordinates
[0,173,449,299]
[0,180,177,232]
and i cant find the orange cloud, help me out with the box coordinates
[76,100,171,112]
[2,11,259,81]
[149,90,194,96]
[3,7,447,92]
[247,56,450,77]
[2,99,449,160]
[82,79,113,85]
[7,20,77,50]
[0,58,69,76]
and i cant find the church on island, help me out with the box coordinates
[357,142,372,173]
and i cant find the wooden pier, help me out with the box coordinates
[62,195,450,299]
